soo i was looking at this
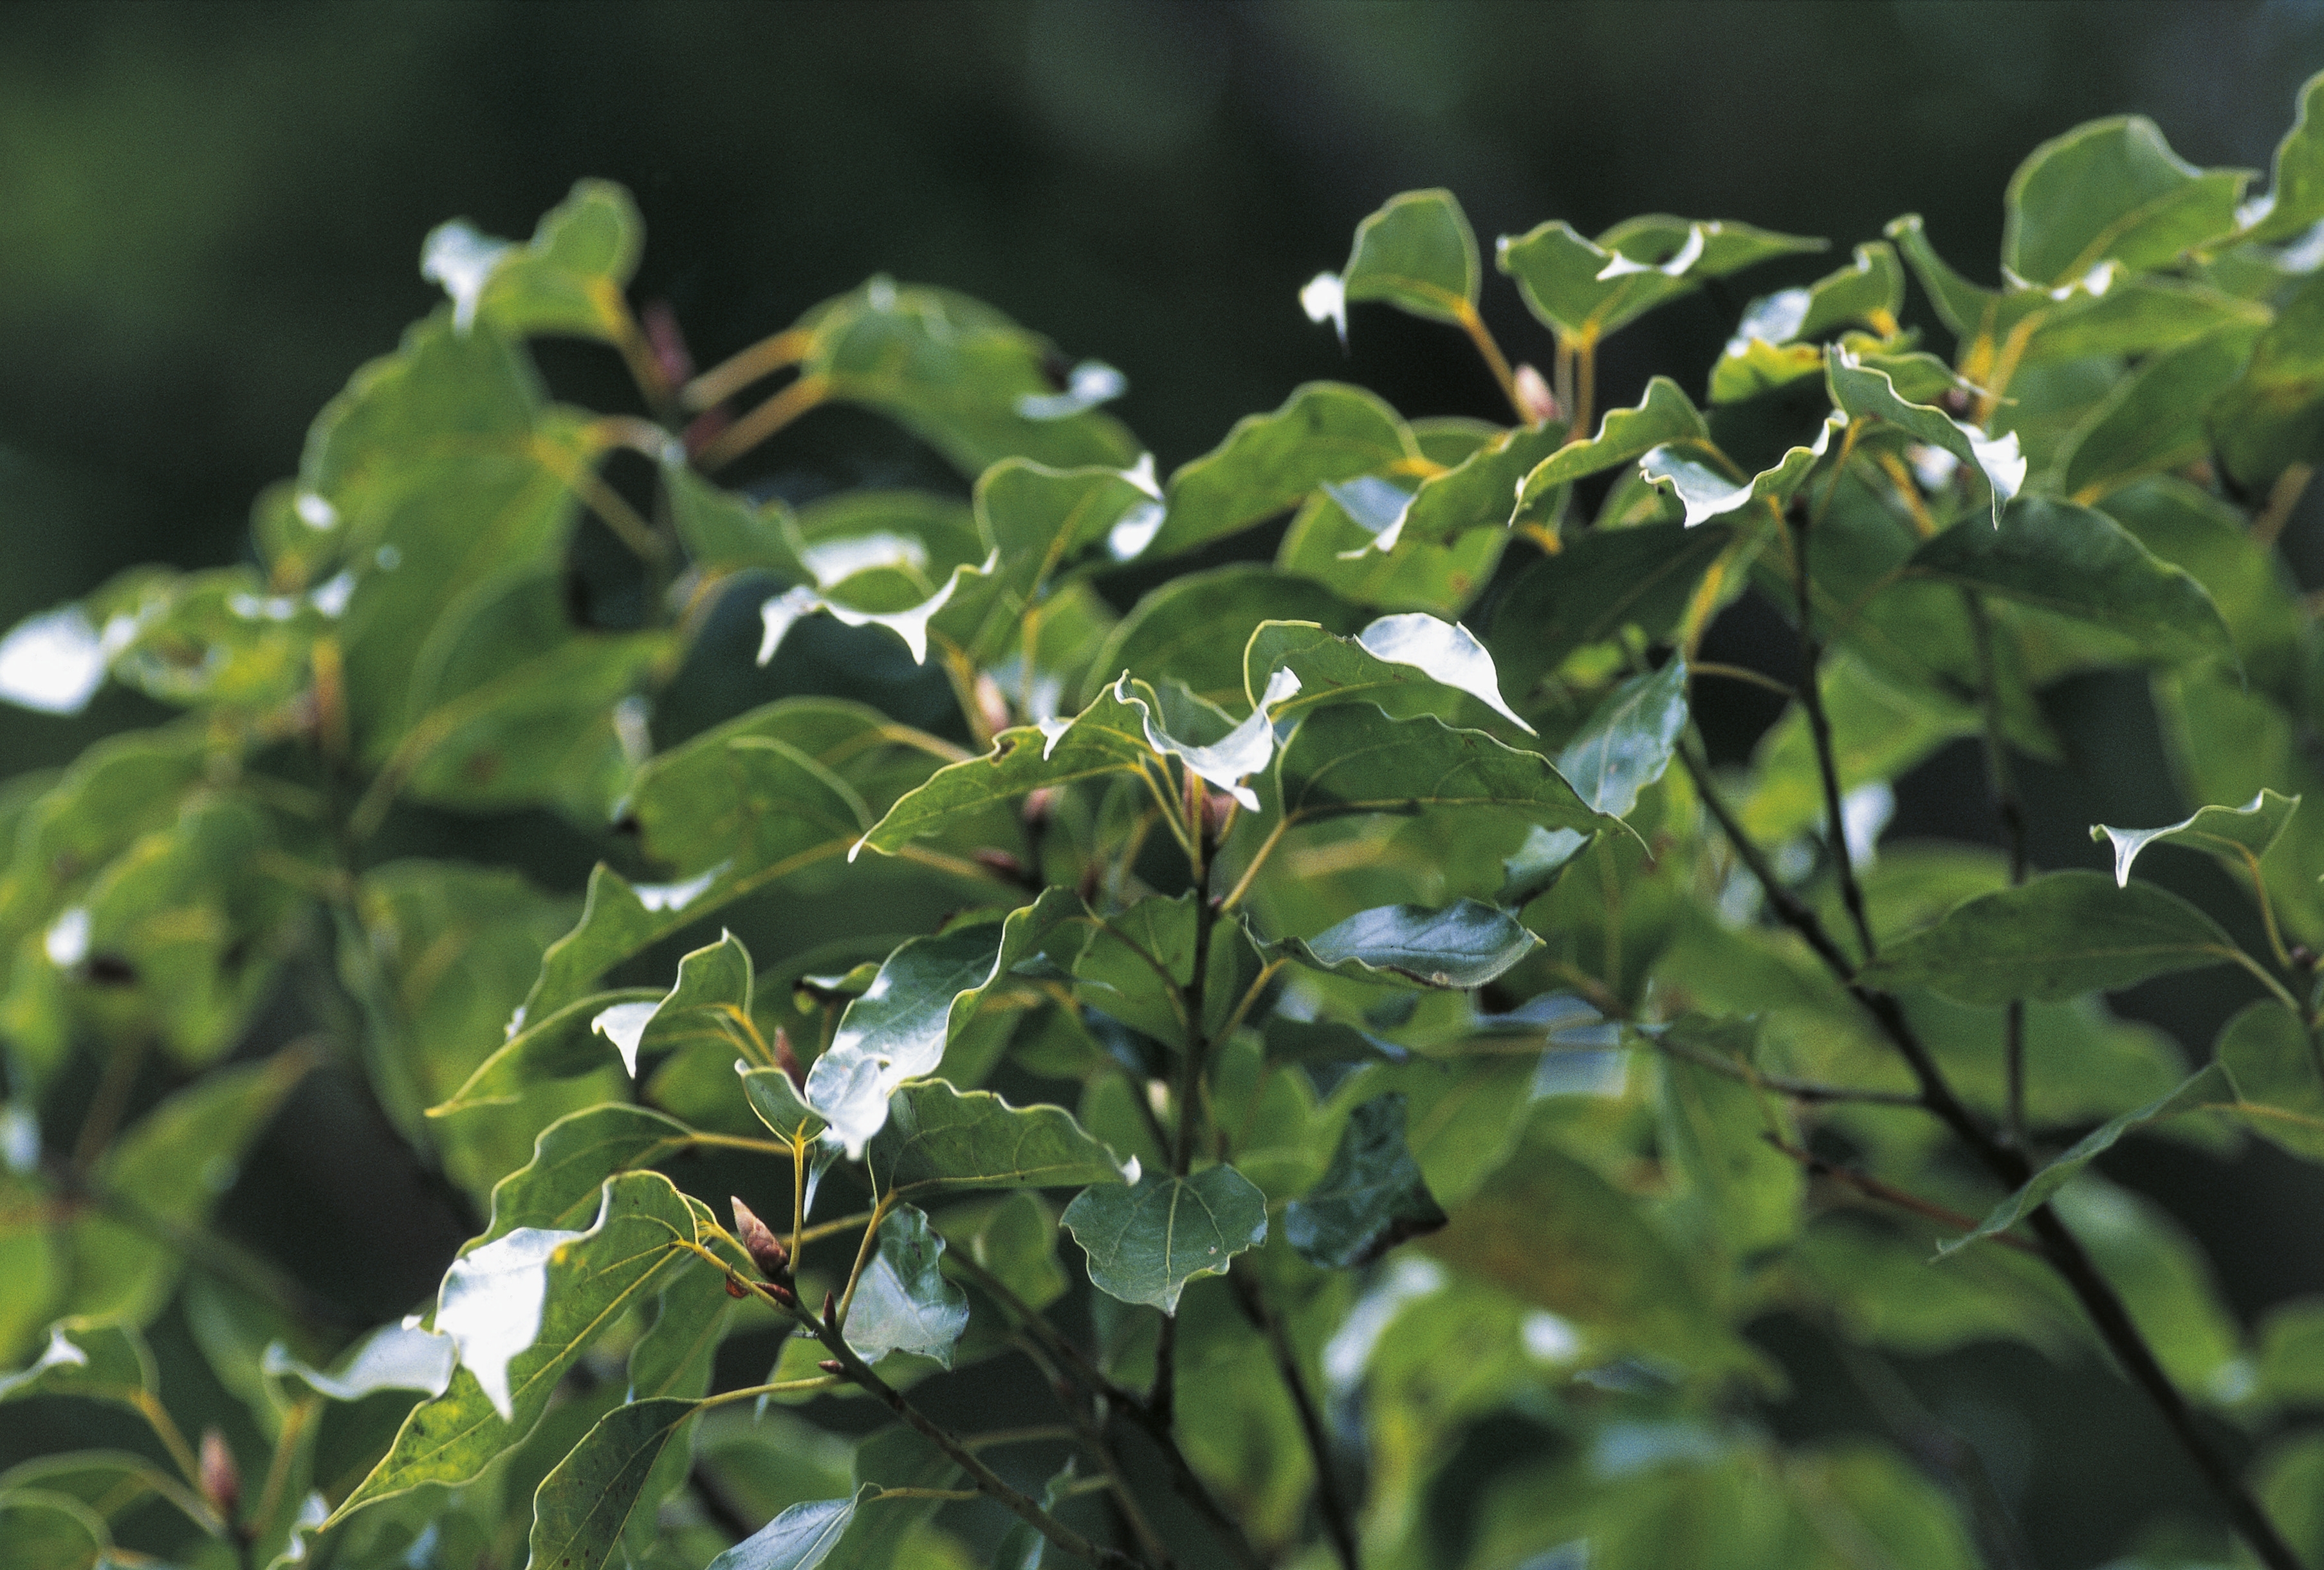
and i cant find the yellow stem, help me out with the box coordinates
[696,374,831,470]
[684,328,815,412]
[1455,304,1524,419]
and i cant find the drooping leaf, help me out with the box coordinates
[1496,216,1823,347]
[330,1172,701,1524]
[1277,900,1540,990]
[706,1488,870,1570]
[1146,383,1416,562]
[740,1068,828,1147]
[1827,347,2024,524]
[1514,377,1708,513]
[1277,705,1608,837]
[2239,68,2324,244]
[871,1080,1127,1196]
[2094,789,2300,889]
[434,984,665,1113]
[1639,418,1841,528]
[1904,496,2236,667]
[1061,1166,1269,1313]
[1554,658,1689,818]
[1858,869,2250,1004]
[266,1322,457,1405]
[1487,522,1735,699]
[2058,320,2265,503]
[1284,1093,1447,1268]
[2004,115,2247,288]
[1339,189,1481,325]
[1245,615,1532,732]
[523,1397,696,1570]
[843,1205,970,1368]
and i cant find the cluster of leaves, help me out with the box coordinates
[6,72,2324,1570]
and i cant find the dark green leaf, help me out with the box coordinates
[741,1068,827,1146]
[1279,899,1539,990]
[1395,422,1566,547]
[872,1080,1127,1196]
[1514,377,1707,515]
[0,1490,109,1570]
[1496,216,1823,347]
[2004,115,2247,287]
[1738,652,1977,845]
[2019,279,2269,366]
[2241,68,2324,244]
[1147,383,1416,562]
[2058,321,2264,503]
[1487,522,1734,699]
[844,1205,969,1367]
[434,983,664,1113]
[1340,189,1480,325]
[1284,1093,1447,1268]
[2215,271,2324,491]
[483,1105,696,1241]
[706,1488,869,1570]
[1061,1166,1268,1313]
[1828,348,2023,525]
[856,690,1148,860]
[1086,566,1367,710]
[1277,704,1609,836]
[1885,214,2043,346]
[1554,658,1689,818]
[1858,869,2251,1004]
[2213,1001,2324,1163]
[1275,482,1509,617]
[1904,496,2236,666]
[941,1192,1068,1312]
[524,1398,696,1570]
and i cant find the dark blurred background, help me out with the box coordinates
[6,3,2324,1562]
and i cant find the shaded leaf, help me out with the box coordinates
[2004,115,2246,288]
[1087,566,1367,710]
[1147,383,1416,562]
[1278,900,1539,990]
[1340,189,1480,324]
[1285,1093,1446,1268]
[1487,522,1735,699]
[1062,1167,1269,1313]
[1904,495,2236,666]
[423,179,641,342]
[1277,705,1608,836]
[706,1488,869,1570]
[2095,789,2300,888]
[2058,321,2264,503]
[524,1398,696,1570]
[2213,1001,2324,1163]
[844,1205,969,1367]
[1554,658,1689,818]
[872,1080,1127,1196]
[2215,271,2324,491]
[1859,869,2249,1004]
[1394,422,1566,548]
[0,1320,155,1411]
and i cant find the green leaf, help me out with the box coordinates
[1496,216,1823,346]
[1392,422,1567,548]
[941,1192,1067,1312]
[1903,495,2237,667]
[2241,69,2324,244]
[1278,900,1539,990]
[524,1397,696,1570]
[434,984,665,1113]
[1339,189,1480,325]
[483,1105,696,1241]
[0,1490,110,1570]
[1277,704,1609,837]
[800,280,1139,476]
[741,1068,828,1146]
[844,1204,970,1367]
[0,1452,215,1538]
[1487,521,1734,700]
[871,1080,1127,1196]
[1828,348,2024,525]
[2004,116,2247,288]
[1942,1062,2235,1253]
[1284,1093,1447,1268]
[1146,383,1416,562]
[1738,651,1977,845]
[1275,481,1510,617]
[422,180,643,342]
[0,1320,155,1410]
[587,932,757,1081]
[1246,614,1533,733]
[706,1488,869,1570]
[2215,272,2324,491]
[1859,869,2251,1004]
[1061,1166,1268,1313]
[265,1322,456,1404]
[2213,1001,2324,1163]
[1087,566,1367,710]
[1514,378,1708,517]
[2058,320,2264,503]
[1554,658,1689,818]
[2094,789,2300,889]
[1885,213,2045,347]
[331,1172,701,1524]
[1639,416,1841,528]
[2018,277,2269,366]
[1657,1057,1805,1261]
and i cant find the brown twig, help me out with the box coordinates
[1231,1263,1359,1570]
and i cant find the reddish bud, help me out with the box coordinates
[681,408,732,460]
[822,1289,840,1326]
[1076,860,1102,904]
[731,1197,791,1279]
[1513,364,1560,425]
[725,1275,750,1299]
[199,1428,241,1519]
[818,1359,848,1376]
[973,847,1027,882]
[772,1026,806,1091]
[766,1280,800,1309]
[1200,790,1237,838]
[1022,787,1058,833]
[973,673,1012,740]
[642,300,697,390]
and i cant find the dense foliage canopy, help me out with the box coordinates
[6,66,2324,1570]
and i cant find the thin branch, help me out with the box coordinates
[1649,1033,1922,1107]
[1231,1264,1359,1570]
[1764,1138,2038,1256]
[696,374,830,470]
[683,328,814,412]
[1689,661,1798,702]
[1453,304,1524,419]
[1960,587,2031,1147]
[1786,507,1877,963]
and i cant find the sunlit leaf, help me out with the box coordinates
[1497,216,1823,347]
[1554,658,1689,818]
[1277,900,1538,990]
[1062,1166,1268,1313]
[1147,383,1416,562]
[2004,115,2247,288]
[871,1080,1127,1196]
[2239,68,2324,244]
[1339,189,1480,326]
[843,1205,970,1367]
[1828,348,2022,524]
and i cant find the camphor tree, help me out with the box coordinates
[6,64,2324,1570]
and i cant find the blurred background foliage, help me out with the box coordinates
[6,3,2324,1562]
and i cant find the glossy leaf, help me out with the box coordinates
[1639,418,1840,528]
[1246,614,1531,732]
[2095,789,2300,887]
[1339,189,1480,325]
[1147,383,1415,562]
[1859,869,2249,1004]
[0,1321,155,1411]
[2058,321,2264,503]
[2004,116,2246,288]
[1061,1166,1268,1313]
[1904,495,2236,666]
[524,1397,696,1570]
[1284,1093,1447,1268]
[844,1205,969,1367]
[1497,216,1823,346]
[1554,658,1689,818]
[706,1488,869,1570]
[871,1080,1127,1196]
[330,1172,701,1524]
[1515,377,1708,513]
[1278,899,1539,990]
[1277,704,1609,836]
[1487,522,1734,699]
[266,1322,456,1404]
[1828,347,2023,524]
[741,1067,827,1146]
